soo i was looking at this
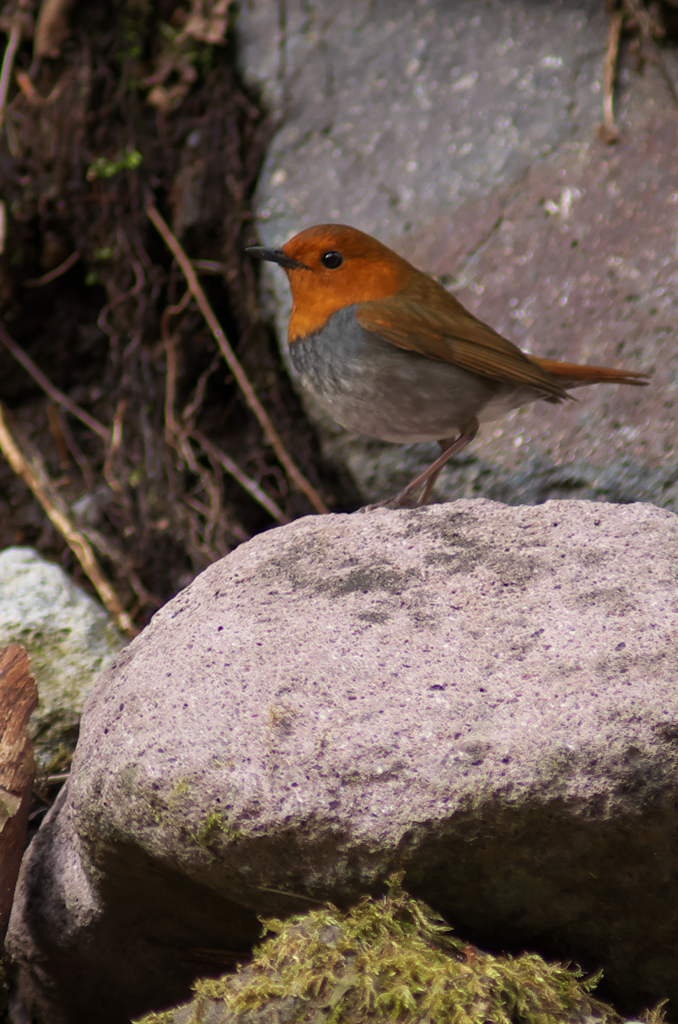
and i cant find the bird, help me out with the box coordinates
[246,224,649,509]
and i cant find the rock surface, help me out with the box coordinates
[238,0,678,509]
[8,499,678,1024]
[0,547,125,768]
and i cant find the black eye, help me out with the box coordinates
[320,251,343,269]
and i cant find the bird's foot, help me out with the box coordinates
[356,492,421,513]
[355,422,480,514]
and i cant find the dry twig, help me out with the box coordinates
[147,202,328,515]
[622,0,678,109]
[622,0,664,38]
[24,250,80,287]
[599,9,624,142]
[77,526,159,613]
[103,399,125,494]
[163,304,289,525]
[0,323,108,439]
[0,402,136,636]
[0,4,25,136]
[33,0,75,60]
[194,430,289,524]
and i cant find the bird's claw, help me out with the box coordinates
[356,493,420,513]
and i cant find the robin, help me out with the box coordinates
[247,224,648,508]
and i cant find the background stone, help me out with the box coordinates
[0,547,125,768]
[237,0,678,508]
[8,500,678,1023]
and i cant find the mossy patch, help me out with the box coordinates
[191,809,241,851]
[136,876,660,1024]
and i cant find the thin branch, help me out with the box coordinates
[192,259,229,275]
[103,399,125,493]
[14,68,62,104]
[0,323,109,439]
[622,0,678,110]
[50,403,95,488]
[654,49,678,110]
[146,202,328,515]
[34,0,76,61]
[161,287,192,442]
[162,296,289,526]
[24,250,80,287]
[0,401,136,637]
[181,351,219,425]
[0,9,22,136]
[175,434,229,554]
[193,429,290,525]
[81,526,159,610]
[599,9,623,143]
[622,0,663,39]
[163,304,231,549]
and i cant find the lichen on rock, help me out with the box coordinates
[139,877,636,1024]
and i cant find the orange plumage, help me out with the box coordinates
[247,224,648,508]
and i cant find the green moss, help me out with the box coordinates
[163,875,637,1024]
[35,743,74,781]
[86,148,143,181]
[191,810,240,850]
[133,1012,175,1024]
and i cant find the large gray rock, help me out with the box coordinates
[7,500,678,1024]
[237,0,678,509]
[0,547,125,768]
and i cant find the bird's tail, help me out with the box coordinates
[530,356,649,389]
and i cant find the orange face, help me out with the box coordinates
[279,225,414,341]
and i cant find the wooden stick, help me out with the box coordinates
[24,250,80,287]
[0,323,109,439]
[621,0,678,110]
[599,9,623,143]
[193,430,290,525]
[0,10,22,136]
[0,402,136,637]
[146,203,328,515]
[162,304,289,526]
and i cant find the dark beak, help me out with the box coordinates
[245,246,309,271]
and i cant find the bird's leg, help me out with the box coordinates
[418,439,456,505]
[403,418,478,506]
[359,418,479,512]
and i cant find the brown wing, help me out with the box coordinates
[356,293,570,401]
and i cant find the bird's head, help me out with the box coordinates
[246,224,416,341]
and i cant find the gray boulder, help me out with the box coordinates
[7,499,678,1024]
[237,0,678,510]
[0,547,125,768]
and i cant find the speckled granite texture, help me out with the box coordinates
[8,499,678,1023]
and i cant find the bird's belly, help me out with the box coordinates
[288,307,507,444]
[289,306,503,444]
